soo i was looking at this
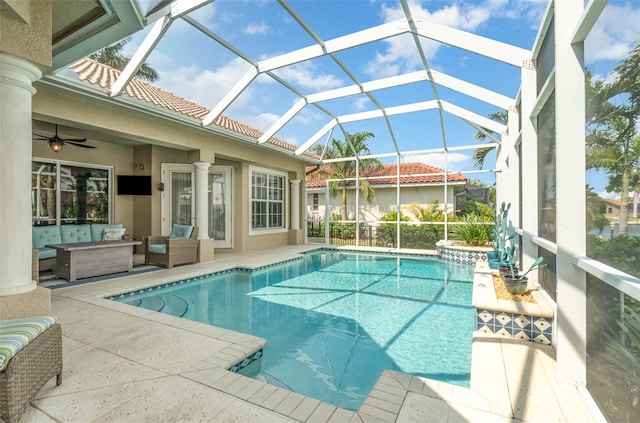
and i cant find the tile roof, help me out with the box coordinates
[68,58,310,156]
[602,197,632,208]
[306,162,467,188]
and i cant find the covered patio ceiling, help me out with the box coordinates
[45,0,542,173]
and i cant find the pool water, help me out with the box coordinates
[113,250,476,410]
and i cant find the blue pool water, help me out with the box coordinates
[112,250,476,410]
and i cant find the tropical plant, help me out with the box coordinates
[312,132,383,221]
[90,37,160,82]
[513,256,544,280]
[449,213,493,246]
[473,111,506,169]
[585,41,640,235]
[492,202,515,267]
[589,306,640,423]
[406,200,446,222]
[586,185,610,234]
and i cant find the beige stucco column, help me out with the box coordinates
[0,52,51,318]
[290,179,301,230]
[193,161,214,262]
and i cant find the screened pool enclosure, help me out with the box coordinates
[6,0,640,420]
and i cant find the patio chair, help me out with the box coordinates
[143,224,199,269]
[0,316,62,423]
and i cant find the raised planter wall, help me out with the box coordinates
[472,261,554,345]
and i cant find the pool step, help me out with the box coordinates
[165,295,188,317]
[138,296,166,312]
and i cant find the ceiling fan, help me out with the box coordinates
[33,124,96,152]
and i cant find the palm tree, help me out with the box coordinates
[586,44,640,236]
[90,37,160,82]
[473,111,506,169]
[312,132,382,221]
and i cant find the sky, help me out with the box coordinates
[115,0,640,198]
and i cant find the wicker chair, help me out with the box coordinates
[0,322,62,423]
[143,224,199,269]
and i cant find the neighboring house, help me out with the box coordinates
[602,197,635,219]
[305,162,467,222]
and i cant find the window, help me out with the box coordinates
[312,193,319,212]
[250,167,286,232]
[32,159,112,225]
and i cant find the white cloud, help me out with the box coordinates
[158,58,254,110]
[244,22,270,35]
[364,0,545,78]
[585,3,640,65]
[272,62,343,91]
[401,152,470,171]
[243,112,279,131]
[599,191,620,200]
[353,96,371,112]
[294,107,324,126]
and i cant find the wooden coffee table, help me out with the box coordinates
[45,240,142,282]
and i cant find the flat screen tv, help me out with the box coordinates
[117,175,152,196]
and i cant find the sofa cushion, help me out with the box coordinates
[0,316,57,371]
[102,227,126,241]
[169,224,193,239]
[90,224,123,242]
[37,248,57,260]
[148,244,167,254]
[60,224,92,243]
[32,226,62,250]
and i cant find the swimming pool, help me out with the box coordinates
[112,250,476,410]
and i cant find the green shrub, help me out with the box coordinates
[376,216,443,249]
[588,235,640,278]
[449,213,493,246]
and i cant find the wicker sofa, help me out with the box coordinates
[0,316,62,422]
[32,223,126,272]
[143,224,199,269]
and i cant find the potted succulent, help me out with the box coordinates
[502,256,544,295]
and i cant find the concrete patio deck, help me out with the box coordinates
[20,246,599,422]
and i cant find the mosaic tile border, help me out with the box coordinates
[107,257,305,300]
[109,249,448,300]
[229,348,263,373]
[308,247,438,259]
[438,245,490,265]
[476,309,553,345]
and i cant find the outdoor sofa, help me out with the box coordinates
[0,316,62,422]
[32,223,127,272]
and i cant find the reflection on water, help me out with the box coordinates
[591,223,640,239]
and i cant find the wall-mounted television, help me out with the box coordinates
[117,175,152,196]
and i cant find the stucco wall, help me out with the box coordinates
[0,0,52,69]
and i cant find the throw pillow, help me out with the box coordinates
[103,227,126,241]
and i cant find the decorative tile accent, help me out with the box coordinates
[229,349,263,373]
[437,245,489,265]
[475,309,552,345]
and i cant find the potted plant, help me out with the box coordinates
[502,256,544,295]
